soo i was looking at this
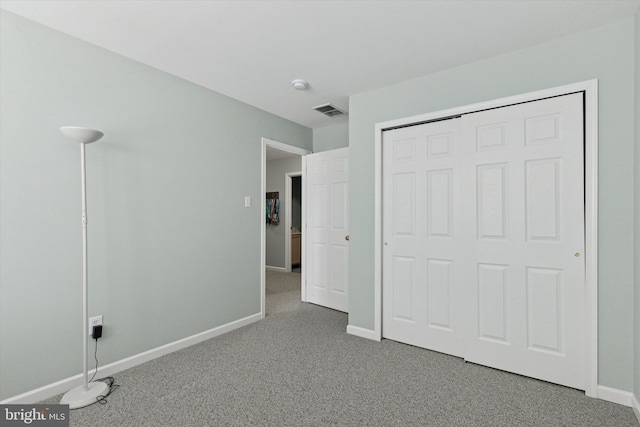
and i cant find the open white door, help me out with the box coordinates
[305,148,349,312]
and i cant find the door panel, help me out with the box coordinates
[392,256,415,321]
[426,258,452,329]
[526,159,561,240]
[526,267,562,353]
[427,169,453,237]
[476,163,508,239]
[477,263,509,343]
[305,148,349,312]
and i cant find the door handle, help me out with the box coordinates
[345,235,350,241]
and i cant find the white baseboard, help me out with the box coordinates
[632,392,640,424]
[346,325,380,341]
[597,385,633,407]
[1,312,262,404]
[266,265,286,272]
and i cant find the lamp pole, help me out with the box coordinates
[59,126,109,409]
[80,141,89,392]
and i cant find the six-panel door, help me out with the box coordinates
[382,118,466,357]
[461,94,585,390]
[306,148,349,312]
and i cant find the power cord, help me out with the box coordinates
[87,329,120,405]
[95,377,119,405]
[89,337,99,383]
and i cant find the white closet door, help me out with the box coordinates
[305,148,349,312]
[382,93,585,390]
[382,118,465,357]
[461,93,585,389]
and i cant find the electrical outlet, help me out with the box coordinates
[89,315,103,335]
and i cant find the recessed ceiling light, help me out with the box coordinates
[292,79,309,90]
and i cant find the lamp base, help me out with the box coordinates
[60,381,110,409]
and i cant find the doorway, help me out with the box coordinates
[286,174,303,273]
[260,138,310,319]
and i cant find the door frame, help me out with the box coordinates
[261,137,311,318]
[284,172,302,273]
[372,80,598,397]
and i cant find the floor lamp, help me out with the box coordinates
[59,126,109,409]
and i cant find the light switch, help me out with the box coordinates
[244,196,251,208]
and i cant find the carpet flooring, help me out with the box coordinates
[43,270,638,426]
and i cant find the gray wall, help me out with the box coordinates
[312,122,349,152]
[265,156,302,268]
[348,18,636,392]
[635,9,640,404]
[0,11,311,400]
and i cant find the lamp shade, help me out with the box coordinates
[60,126,104,144]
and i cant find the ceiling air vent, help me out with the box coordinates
[313,103,347,118]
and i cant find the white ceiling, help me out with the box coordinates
[1,0,638,129]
